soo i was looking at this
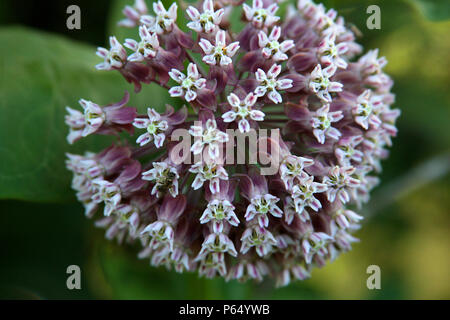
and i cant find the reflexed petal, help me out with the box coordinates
[222,110,237,122]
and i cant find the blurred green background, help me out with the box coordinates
[0,0,449,299]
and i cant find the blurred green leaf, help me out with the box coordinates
[410,0,450,21]
[0,27,172,203]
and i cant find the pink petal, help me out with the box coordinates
[269,26,281,41]
[186,6,199,20]
[268,91,282,104]
[198,38,213,53]
[187,63,199,79]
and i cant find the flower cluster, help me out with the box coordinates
[65,0,400,287]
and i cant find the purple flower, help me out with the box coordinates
[279,154,314,190]
[140,1,178,34]
[133,108,168,147]
[308,64,343,102]
[227,260,268,283]
[96,36,127,70]
[322,165,360,204]
[189,161,228,194]
[142,159,179,198]
[91,179,122,217]
[318,33,348,69]
[302,231,334,264]
[67,0,400,286]
[310,103,343,144]
[65,92,136,144]
[189,117,229,159]
[257,26,294,61]
[243,0,279,29]
[353,90,383,129]
[124,25,160,61]
[287,176,327,224]
[141,194,186,251]
[240,225,278,257]
[118,0,148,28]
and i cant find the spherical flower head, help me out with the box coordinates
[169,63,206,102]
[187,0,224,34]
[222,93,264,133]
[96,36,127,70]
[255,64,293,104]
[258,26,294,61]
[124,25,160,62]
[243,0,280,28]
[199,30,240,66]
[133,108,168,147]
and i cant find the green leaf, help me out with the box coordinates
[0,27,173,203]
[410,0,450,21]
